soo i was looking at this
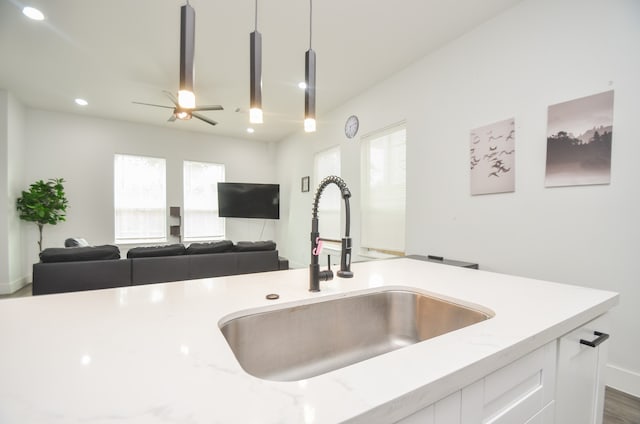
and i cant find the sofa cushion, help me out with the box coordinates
[186,240,234,255]
[188,252,239,280]
[131,256,189,285]
[234,240,276,252]
[39,245,121,263]
[127,244,186,258]
[236,250,279,274]
[33,259,131,295]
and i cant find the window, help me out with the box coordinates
[183,160,225,241]
[313,146,341,241]
[361,124,406,254]
[114,154,166,243]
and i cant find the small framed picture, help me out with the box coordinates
[301,176,310,192]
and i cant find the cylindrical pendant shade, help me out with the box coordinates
[179,3,195,108]
[304,48,316,132]
[250,30,263,124]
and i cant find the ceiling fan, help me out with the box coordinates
[133,91,224,126]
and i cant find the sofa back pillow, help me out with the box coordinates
[64,237,90,247]
[127,244,186,259]
[234,240,276,252]
[186,240,234,255]
[40,245,121,263]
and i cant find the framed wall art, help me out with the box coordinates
[545,90,614,187]
[301,176,310,193]
[470,118,515,195]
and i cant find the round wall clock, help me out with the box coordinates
[344,115,359,139]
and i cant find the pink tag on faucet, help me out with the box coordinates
[312,237,323,256]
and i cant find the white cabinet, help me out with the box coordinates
[395,342,556,424]
[395,314,610,424]
[555,314,610,424]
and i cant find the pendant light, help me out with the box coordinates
[304,0,316,132]
[249,0,263,124]
[178,1,196,109]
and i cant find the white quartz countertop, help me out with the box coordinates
[0,258,618,423]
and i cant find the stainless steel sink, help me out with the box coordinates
[219,288,493,381]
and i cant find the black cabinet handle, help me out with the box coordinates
[580,331,610,348]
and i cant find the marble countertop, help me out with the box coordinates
[0,258,618,423]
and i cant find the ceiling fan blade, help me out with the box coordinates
[192,105,224,111]
[162,90,179,106]
[192,112,218,126]
[132,101,174,109]
[167,114,177,122]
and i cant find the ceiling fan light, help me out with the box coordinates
[178,90,195,109]
[249,108,263,124]
[176,110,191,120]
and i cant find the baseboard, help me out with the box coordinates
[606,363,640,398]
[0,275,29,295]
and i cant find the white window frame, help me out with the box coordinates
[183,160,226,242]
[114,154,167,244]
[360,122,406,256]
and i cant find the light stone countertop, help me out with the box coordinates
[0,258,619,423]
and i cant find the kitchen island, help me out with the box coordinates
[0,258,618,423]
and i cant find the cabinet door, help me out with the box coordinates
[460,341,556,424]
[524,400,555,424]
[396,390,461,424]
[555,313,610,424]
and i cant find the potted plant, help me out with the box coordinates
[16,178,69,252]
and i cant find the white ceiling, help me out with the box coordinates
[0,0,524,142]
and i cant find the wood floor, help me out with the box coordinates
[604,386,640,424]
[2,285,639,423]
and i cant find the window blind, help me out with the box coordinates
[360,125,406,253]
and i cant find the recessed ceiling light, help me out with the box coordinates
[298,82,307,89]
[246,128,255,134]
[74,98,88,106]
[22,6,45,21]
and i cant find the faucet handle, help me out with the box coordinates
[318,254,334,282]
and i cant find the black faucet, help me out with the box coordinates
[310,176,353,292]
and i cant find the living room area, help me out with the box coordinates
[1,0,640,421]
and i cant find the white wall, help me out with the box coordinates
[0,90,27,294]
[22,109,277,269]
[7,93,26,288]
[0,91,9,292]
[275,0,640,395]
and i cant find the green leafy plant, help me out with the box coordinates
[16,178,69,252]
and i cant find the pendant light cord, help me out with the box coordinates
[254,0,258,31]
[309,0,313,49]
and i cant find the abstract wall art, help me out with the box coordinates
[545,90,614,187]
[470,118,515,195]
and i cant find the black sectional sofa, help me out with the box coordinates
[33,240,289,295]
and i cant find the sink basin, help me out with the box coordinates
[219,287,493,381]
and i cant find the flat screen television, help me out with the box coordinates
[217,182,280,219]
